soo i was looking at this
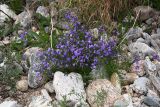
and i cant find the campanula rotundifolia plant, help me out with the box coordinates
[35,12,117,75]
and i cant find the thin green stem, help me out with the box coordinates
[50,18,53,48]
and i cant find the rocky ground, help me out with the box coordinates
[0,1,160,107]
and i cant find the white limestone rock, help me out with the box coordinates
[28,89,52,107]
[16,80,28,92]
[0,4,17,26]
[128,42,156,57]
[0,101,22,107]
[44,81,54,93]
[132,77,150,94]
[36,6,49,17]
[15,11,32,28]
[53,71,86,103]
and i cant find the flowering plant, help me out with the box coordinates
[36,12,117,73]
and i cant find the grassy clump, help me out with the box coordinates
[58,0,159,28]
[1,0,159,28]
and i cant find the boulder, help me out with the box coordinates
[36,6,49,17]
[136,38,145,43]
[132,97,142,107]
[126,27,143,42]
[132,77,150,94]
[114,94,133,107]
[143,32,160,51]
[130,60,145,76]
[143,97,160,107]
[26,47,44,88]
[133,6,155,21]
[28,66,44,88]
[53,71,86,103]
[128,42,156,57]
[151,34,160,40]
[121,73,139,85]
[15,11,32,28]
[157,28,160,34]
[16,80,28,92]
[0,101,22,107]
[21,47,42,72]
[144,56,156,72]
[110,72,121,93]
[0,4,17,26]
[28,90,52,107]
[114,99,129,107]
[44,81,54,93]
[86,79,121,107]
[145,18,154,25]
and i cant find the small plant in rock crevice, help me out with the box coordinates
[54,96,69,107]
[93,89,108,107]
[0,45,22,90]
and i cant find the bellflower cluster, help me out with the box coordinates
[37,12,117,73]
[19,31,27,39]
[151,53,160,61]
[19,31,28,46]
[133,54,141,71]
